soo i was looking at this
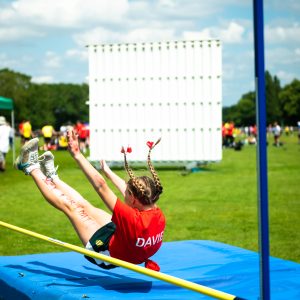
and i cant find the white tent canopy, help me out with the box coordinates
[0,96,15,162]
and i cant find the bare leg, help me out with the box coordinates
[30,169,111,245]
[52,177,112,226]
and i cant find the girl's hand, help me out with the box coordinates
[100,159,110,175]
[67,129,80,158]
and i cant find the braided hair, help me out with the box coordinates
[122,146,147,201]
[122,139,163,205]
[146,138,163,202]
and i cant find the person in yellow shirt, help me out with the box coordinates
[41,125,55,150]
[284,126,289,136]
[58,134,68,150]
[22,120,32,144]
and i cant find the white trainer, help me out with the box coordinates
[38,151,58,180]
[15,138,40,175]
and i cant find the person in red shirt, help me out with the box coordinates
[74,121,89,153]
[14,130,165,271]
[18,120,25,145]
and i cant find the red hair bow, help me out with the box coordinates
[121,146,132,153]
[147,138,161,149]
[146,141,154,149]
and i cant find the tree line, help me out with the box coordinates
[1,68,299,129]
[223,71,300,126]
[0,68,89,129]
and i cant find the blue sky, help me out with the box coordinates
[0,0,299,107]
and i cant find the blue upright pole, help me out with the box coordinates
[253,0,270,299]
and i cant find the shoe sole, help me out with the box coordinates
[39,151,58,179]
[15,138,39,170]
[21,138,39,151]
[39,151,54,160]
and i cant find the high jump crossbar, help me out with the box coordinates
[0,221,245,300]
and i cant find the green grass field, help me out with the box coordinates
[1,135,299,263]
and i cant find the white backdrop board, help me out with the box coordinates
[88,40,222,165]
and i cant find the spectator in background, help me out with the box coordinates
[284,126,290,136]
[223,121,234,147]
[272,122,281,147]
[252,125,257,138]
[60,122,73,135]
[41,124,56,150]
[22,120,32,143]
[222,123,226,146]
[75,120,89,154]
[57,122,73,150]
[267,124,273,137]
[248,135,257,145]
[7,122,14,149]
[58,133,68,150]
[18,120,24,145]
[0,116,11,172]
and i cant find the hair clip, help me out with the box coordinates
[121,146,132,154]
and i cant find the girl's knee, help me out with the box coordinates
[62,195,82,211]
[63,196,93,219]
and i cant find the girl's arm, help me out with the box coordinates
[67,129,117,212]
[100,160,127,197]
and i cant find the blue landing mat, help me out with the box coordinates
[0,240,300,300]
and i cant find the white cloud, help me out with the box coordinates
[219,21,245,43]
[124,28,175,43]
[0,0,129,44]
[183,21,246,43]
[74,26,176,46]
[0,1,249,45]
[266,47,300,67]
[31,75,54,84]
[223,63,235,81]
[183,29,213,41]
[266,0,300,14]
[73,27,122,46]
[275,70,297,83]
[44,52,61,69]
[0,52,35,70]
[158,0,176,8]
[65,49,88,61]
[0,0,128,28]
[223,49,254,81]
[126,0,248,31]
[155,0,241,18]
[265,47,300,84]
[0,53,17,68]
[0,27,43,42]
[265,23,300,44]
[128,0,219,20]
